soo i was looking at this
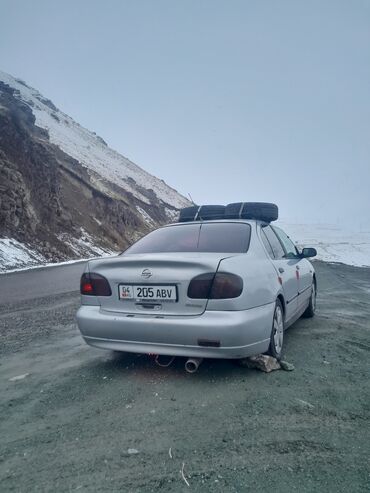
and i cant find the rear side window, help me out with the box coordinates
[125,223,251,254]
[261,229,275,258]
[261,226,285,259]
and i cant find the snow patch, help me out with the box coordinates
[57,229,116,257]
[136,206,155,226]
[0,231,117,273]
[277,222,370,268]
[0,239,45,273]
[165,207,180,221]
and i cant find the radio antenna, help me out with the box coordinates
[187,193,195,205]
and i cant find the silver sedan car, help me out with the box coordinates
[77,203,317,366]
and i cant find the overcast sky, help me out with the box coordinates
[0,0,369,227]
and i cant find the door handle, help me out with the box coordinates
[278,267,285,274]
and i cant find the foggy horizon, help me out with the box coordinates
[1,0,369,229]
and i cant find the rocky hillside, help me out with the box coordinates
[0,71,190,271]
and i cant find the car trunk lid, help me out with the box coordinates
[88,252,234,316]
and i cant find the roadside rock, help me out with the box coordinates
[240,354,281,372]
[238,354,295,373]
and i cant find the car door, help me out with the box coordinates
[271,226,312,311]
[260,225,298,323]
[297,257,314,307]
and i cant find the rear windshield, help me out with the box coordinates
[124,223,251,254]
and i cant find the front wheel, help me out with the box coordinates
[267,300,284,360]
[302,282,317,318]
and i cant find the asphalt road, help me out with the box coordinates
[0,261,86,304]
[0,261,369,492]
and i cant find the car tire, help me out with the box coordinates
[301,282,317,318]
[225,202,278,222]
[198,205,226,220]
[267,299,284,360]
[178,206,200,222]
[178,205,226,222]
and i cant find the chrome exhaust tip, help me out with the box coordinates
[184,357,203,373]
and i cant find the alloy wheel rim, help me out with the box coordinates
[273,306,284,354]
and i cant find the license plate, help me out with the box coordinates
[119,285,177,301]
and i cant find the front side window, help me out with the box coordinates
[272,226,298,258]
[124,223,251,254]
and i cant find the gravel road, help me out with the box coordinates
[0,261,369,492]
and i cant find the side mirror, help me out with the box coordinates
[301,247,317,258]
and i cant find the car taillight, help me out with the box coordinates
[210,272,243,299]
[187,272,243,299]
[187,273,214,299]
[80,272,112,296]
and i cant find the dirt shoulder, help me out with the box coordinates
[0,261,369,492]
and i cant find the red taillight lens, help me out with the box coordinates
[81,281,94,294]
[209,272,243,299]
[80,273,112,296]
[187,272,243,299]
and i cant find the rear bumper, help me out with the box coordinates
[76,303,274,359]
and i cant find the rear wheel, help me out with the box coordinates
[267,300,284,360]
[302,282,316,318]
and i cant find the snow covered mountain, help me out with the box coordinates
[0,70,190,272]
